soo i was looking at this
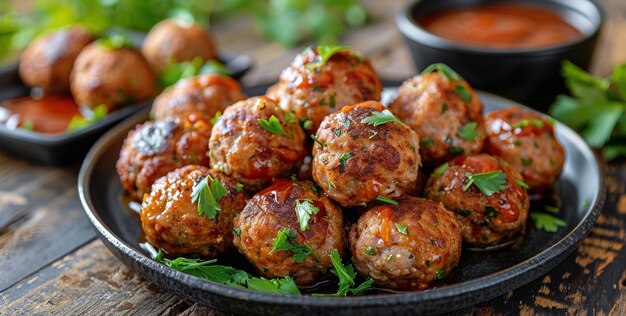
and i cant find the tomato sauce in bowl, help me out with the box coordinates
[0,95,80,134]
[418,4,582,49]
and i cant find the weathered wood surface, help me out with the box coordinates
[1,0,626,315]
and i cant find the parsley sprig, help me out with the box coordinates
[530,212,567,232]
[270,228,316,262]
[259,115,289,136]
[463,170,507,196]
[459,122,479,141]
[67,104,108,131]
[421,63,462,81]
[361,110,405,127]
[295,199,319,231]
[329,249,374,296]
[306,45,351,70]
[156,250,301,295]
[191,175,228,219]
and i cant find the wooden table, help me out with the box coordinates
[2,0,626,314]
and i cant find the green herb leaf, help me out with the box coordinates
[364,247,376,255]
[270,228,315,262]
[233,227,241,236]
[98,31,135,49]
[306,45,351,70]
[295,199,319,231]
[463,170,507,196]
[199,60,232,76]
[515,179,529,189]
[20,120,34,131]
[421,63,462,81]
[234,183,245,192]
[311,134,327,148]
[530,212,567,232]
[338,152,353,173]
[432,163,449,178]
[67,105,109,132]
[511,119,544,129]
[454,84,472,102]
[191,175,228,219]
[544,206,560,214]
[483,206,499,217]
[259,115,288,136]
[361,109,405,127]
[422,139,434,148]
[435,269,446,280]
[329,249,373,296]
[459,122,479,141]
[376,195,398,205]
[521,157,533,166]
[395,223,408,235]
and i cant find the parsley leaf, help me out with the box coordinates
[515,179,530,189]
[191,175,228,219]
[338,152,353,173]
[544,206,560,214]
[435,269,446,280]
[259,115,288,136]
[270,228,315,262]
[395,223,408,235]
[329,249,374,296]
[530,212,567,232]
[459,122,479,141]
[463,170,507,196]
[306,45,351,70]
[511,119,544,129]
[361,109,405,127]
[421,63,462,81]
[376,195,398,205]
[98,31,135,50]
[364,247,376,255]
[67,105,108,131]
[454,84,472,102]
[295,199,319,231]
[310,134,327,148]
[199,60,232,76]
[431,163,449,177]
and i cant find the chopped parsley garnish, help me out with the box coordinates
[270,228,315,262]
[210,111,222,125]
[311,134,327,148]
[233,227,241,236]
[364,247,377,255]
[441,103,449,114]
[435,269,446,280]
[98,32,135,49]
[21,120,34,131]
[156,250,300,295]
[421,63,462,81]
[259,115,288,136]
[422,139,435,148]
[511,119,544,129]
[395,223,408,235]
[454,84,472,102]
[301,118,313,130]
[67,104,108,131]
[284,111,296,124]
[455,208,472,217]
[306,45,351,70]
[463,170,507,196]
[328,180,336,191]
[459,122,479,141]
[338,152,353,173]
[544,206,560,214]
[530,212,567,232]
[582,199,590,206]
[449,146,464,154]
[295,199,320,231]
[329,249,374,296]
[483,206,499,217]
[334,129,342,137]
[191,175,228,219]
[234,183,245,192]
[329,93,337,108]
[432,163,449,177]
[515,179,529,189]
[521,157,533,166]
[361,109,405,127]
[376,196,398,205]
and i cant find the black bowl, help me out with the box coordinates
[396,0,603,111]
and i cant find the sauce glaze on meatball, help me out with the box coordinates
[389,71,485,166]
[151,73,245,121]
[141,165,248,257]
[424,154,529,247]
[19,27,94,92]
[117,112,212,200]
[233,180,345,285]
[312,101,420,206]
[349,196,462,290]
[209,96,307,192]
[267,46,383,133]
[485,106,565,191]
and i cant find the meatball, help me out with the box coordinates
[116,112,212,200]
[485,106,565,191]
[209,96,307,192]
[71,41,156,110]
[389,70,486,166]
[267,46,383,133]
[151,73,245,121]
[141,165,248,257]
[142,18,217,73]
[349,196,462,290]
[311,101,420,206]
[19,27,94,92]
[233,180,345,285]
[424,154,529,247]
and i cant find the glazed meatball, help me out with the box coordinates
[389,70,486,166]
[233,180,345,285]
[267,46,383,133]
[311,101,420,206]
[209,96,307,192]
[424,154,529,247]
[151,73,245,121]
[141,165,248,257]
[349,196,462,290]
[142,18,217,73]
[19,27,94,92]
[485,106,565,191]
[71,41,156,110]
[116,112,212,200]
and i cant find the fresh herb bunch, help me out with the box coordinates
[550,61,626,160]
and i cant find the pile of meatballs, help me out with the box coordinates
[18,17,220,113]
[117,46,565,292]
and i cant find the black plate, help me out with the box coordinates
[0,53,252,165]
[78,85,605,315]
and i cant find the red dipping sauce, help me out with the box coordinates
[0,95,80,135]
[419,4,583,49]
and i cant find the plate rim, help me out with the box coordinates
[77,89,606,311]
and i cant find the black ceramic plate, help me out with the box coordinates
[0,54,252,165]
[78,85,605,315]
